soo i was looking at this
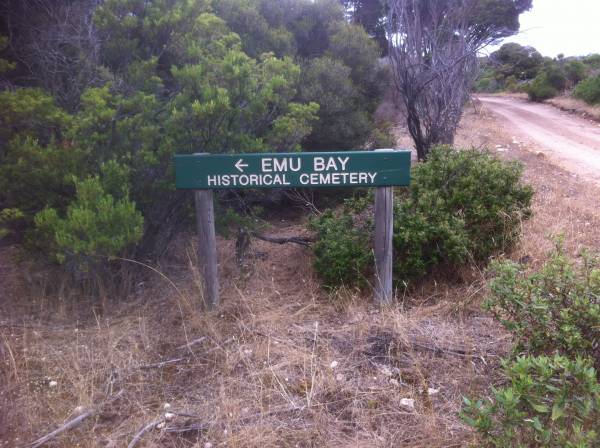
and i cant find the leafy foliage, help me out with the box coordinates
[484,246,600,368]
[476,43,599,100]
[393,147,532,279]
[368,121,397,150]
[490,43,544,81]
[462,355,600,448]
[0,87,71,147]
[565,60,588,86]
[464,245,600,446]
[309,207,373,290]
[527,71,560,101]
[298,56,372,151]
[574,75,600,105]
[340,0,388,55]
[0,0,390,277]
[583,54,600,69]
[0,88,84,238]
[34,166,143,271]
[311,147,532,288]
[474,72,502,93]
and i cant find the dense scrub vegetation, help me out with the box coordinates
[311,147,533,289]
[463,247,600,447]
[574,74,600,105]
[485,247,600,368]
[0,0,389,281]
[476,43,600,105]
[309,207,373,290]
[463,355,600,447]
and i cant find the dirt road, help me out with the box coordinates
[479,95,600,184]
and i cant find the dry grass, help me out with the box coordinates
[1,231,508,447]
[547,96,600,122]
[2,104,600,447]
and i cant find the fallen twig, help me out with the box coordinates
[27,390,124,448]
[408,340,468,357]
[28,410,95,448]
[139,357,186,369]
[176,337,206,351]
[164,423,209,434]
[139,337,235,369]
[408,339,500,359]
[127,419,164,448]
[251,232,313,247]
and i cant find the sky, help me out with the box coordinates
[491,0,600,58]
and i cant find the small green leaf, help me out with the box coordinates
[529,402,549,413]
[551,402,565,421]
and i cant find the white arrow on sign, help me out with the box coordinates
[235,159,249,173]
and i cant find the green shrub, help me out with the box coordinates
[0,89,82,236]
[484,247,600,368]
[311,147,532,288]
[0,88,71,146]
[474,76,496,93]
[0,136,86,224]
[504,75,520,92]
[527,72,559,101]
[574,75,600,105]
[393,147,533,280]
[393,196,469,280]
[2,0,390,283]
[583,54,600,70]
[565,60,587,86]
[309,208,373,290]
[544,65,568,91]
[462,355,600,448]
[34,165,143,272]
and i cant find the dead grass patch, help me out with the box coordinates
[547,96,600,122]
[1,230,510,447]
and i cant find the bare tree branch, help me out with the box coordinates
[1,0,104,110]
[385,0,489,159]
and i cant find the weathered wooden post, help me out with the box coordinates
[374,149,395,305]
[194,189,219,309]
[374,183,394,305]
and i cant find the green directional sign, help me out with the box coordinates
[174,150,411,189]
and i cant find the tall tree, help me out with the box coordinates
[341,0,388,55]
[386,0,532,159]
[490,43,543,80]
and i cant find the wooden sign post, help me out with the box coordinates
[175,150,411,308]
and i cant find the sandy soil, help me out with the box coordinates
[478,95,600,185]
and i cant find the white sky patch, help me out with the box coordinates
[487,0,600,58]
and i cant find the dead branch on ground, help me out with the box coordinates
[127,419,165,448]
[27,390,123,448]
[251,232,313,247]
